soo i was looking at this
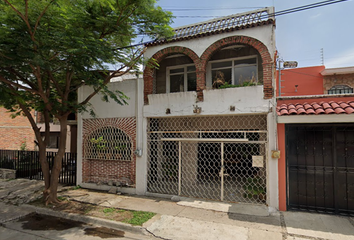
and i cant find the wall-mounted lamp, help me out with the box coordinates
[193,105,202,114]
[295,85,298,93]
[166,108,171,114]
[230,106,235,112]
[134,148,143,157]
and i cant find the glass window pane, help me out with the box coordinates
[170,74,184,92]
[211,61,232,69]
[187,66,196,72]
[212,69,232,86]
[234,66,257,85]
[234,57,256,66]
[187,72,196,91]
[170,68,184,74]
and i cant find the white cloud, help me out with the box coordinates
[325,47,354,68]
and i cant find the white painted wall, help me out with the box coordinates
[145,24,276,61]
[77,78,139,186]
[79,79,137,119]
[144,85,271,117]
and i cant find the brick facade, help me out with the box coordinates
[82,117,136,185]
[143,35,274,103]
[0,107,36,150]
[323,73,354,93]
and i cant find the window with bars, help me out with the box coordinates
[328,85,353,94]
[85,127,132,161]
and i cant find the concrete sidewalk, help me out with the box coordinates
[1,179,354,240]
[59,188,354,240]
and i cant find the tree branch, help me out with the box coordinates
[0,75,39,94]
[3,0,34,38]
[33,0,56,36]
[79,47,145,106]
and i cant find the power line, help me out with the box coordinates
[173,0,349,18]
[117,0,350,49]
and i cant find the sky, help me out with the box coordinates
[151,0,354,69]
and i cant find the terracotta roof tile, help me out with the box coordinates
[345,108,354,114]
[277,100,354,116]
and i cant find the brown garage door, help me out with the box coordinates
[286,124,354,215]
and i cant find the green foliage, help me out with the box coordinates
[218,81,259,89]
[114,144,126,152]
[103,207,116,214]
[20,138,27,151]
[0,0,173,118]
[243,177,266,201]
[124,211,156,226]
[90,136,107,151]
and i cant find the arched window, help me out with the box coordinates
[328,85,353,94]
[85,127,132,161]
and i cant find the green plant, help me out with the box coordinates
[20,137,27,151]
[114,144,126,152]
[123,211,156,226]
[218,81,259,89]
[90,136,107,151]
[58,196,67,201]
[72,185,81,190]
[243,177,266,201]
[103,208,116,214]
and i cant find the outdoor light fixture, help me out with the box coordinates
[134,148,143,157]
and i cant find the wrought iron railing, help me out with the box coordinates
[0,150,76,186]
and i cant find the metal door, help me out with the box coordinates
[286,124,354,215]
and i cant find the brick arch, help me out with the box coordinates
[200,36,274,99]
[143,46,200,104]
[82,117,136,184]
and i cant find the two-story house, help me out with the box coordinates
[77,8,279,211]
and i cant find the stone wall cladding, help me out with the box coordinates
[0,108,36,150]
[143,35,274,103]
[82,117,136,185]
[323,73,354,93]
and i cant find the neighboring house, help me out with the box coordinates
[277,66,354,215]
[0,107,36,150]
[36,112,77,153]
[77,8,279,211]
[0,107,77,153]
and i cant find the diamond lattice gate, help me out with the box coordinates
[147,115,268,204]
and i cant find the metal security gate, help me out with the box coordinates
[147,115,268,204]
[286,124,354,215]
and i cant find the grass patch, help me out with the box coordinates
[123,211,156,226]
[102,207,116,214]
[29,196,155,226]
[58,196,67,201]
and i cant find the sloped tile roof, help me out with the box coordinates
[146,8,275,47]
[277,101,354,116]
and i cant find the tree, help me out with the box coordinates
[0,0,173,204]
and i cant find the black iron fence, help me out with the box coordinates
[0,150,76,186]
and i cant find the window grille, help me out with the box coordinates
[85,127,132,161]
[328,85,353,94]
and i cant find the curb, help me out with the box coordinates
[22,204,150,236]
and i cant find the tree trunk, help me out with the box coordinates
[45,116,68,204]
